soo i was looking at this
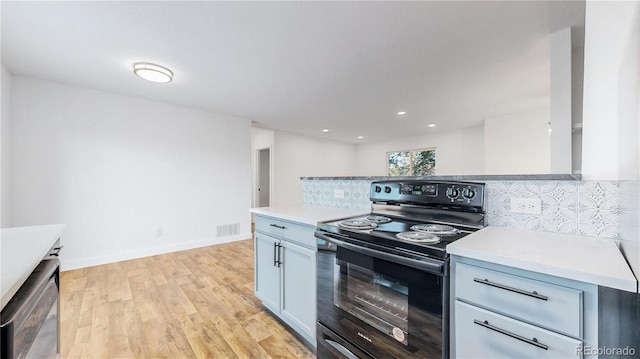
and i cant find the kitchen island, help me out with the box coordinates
[1,224,66,310]
[447,226,638,358]
[249,205,366,348]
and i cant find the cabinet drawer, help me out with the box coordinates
[455,301,582,359]
[254,216,316,248]
[455,262,583,338]
[255,216,288,237]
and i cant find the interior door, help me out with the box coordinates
[257,148,270,207]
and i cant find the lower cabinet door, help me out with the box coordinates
[280,240,316,341]
[254,233,280,311]
[455,301,583,359]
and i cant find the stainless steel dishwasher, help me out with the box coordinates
[1,256,61,359]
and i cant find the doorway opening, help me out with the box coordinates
[256,147,270,207]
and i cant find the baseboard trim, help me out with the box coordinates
[61,232,253,271]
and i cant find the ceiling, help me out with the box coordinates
[1,1,585,144]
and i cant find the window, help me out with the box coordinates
[387,148,436,176]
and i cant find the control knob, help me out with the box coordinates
[384,186,392,194]
[446,187,459,199]
[374,186,382,193]
[462,188,476,199]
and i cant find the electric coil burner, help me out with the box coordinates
[338,219,378,230]
[395,231,441,243]
[411,224,459,235]
[364,215,392,224]
[315,180,486,359]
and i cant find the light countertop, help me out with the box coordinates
[1,224,66,310]
[447,226,638,293]
[250,205,368,226]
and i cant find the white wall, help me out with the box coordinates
[272,131,357,206]
[354,125,484,176]
[1,65,11,227]
[609,0,640,285]
[582,0,639,180]
[10,76,253,270]
[549,28,573,174]
[618,5,640,182]
[484,110,551,175]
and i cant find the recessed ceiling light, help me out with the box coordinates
[357,136,364,139]
[133,62,173,83]
[427,124,436,128]
[322,128,330,133]
[397,111,407,115]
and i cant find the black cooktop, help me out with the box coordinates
[318,216,478,260]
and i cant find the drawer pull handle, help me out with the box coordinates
[473,278,548,301]
[473,319,549,350]
[270,224,286,229]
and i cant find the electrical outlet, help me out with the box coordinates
[334,189,345,199]
[510,198,542,214]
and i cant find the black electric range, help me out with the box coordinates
[315,180,486,359]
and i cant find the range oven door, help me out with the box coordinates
[316,232,449,359]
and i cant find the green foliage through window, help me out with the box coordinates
[388,148,436,176]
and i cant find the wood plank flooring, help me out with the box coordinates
[60,239,315,358]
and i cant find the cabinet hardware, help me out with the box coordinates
[473,319,548,350]
[49,246,64,257]
[473,278,548,301]
[273,242,278,267]
[276,243,282,268]
[270,224,286,229]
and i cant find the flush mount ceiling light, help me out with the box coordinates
[133,62,173,83]
[357,136,364,139]
[397,111,407,115]
[322,128,330,133]
[427,124,436,128]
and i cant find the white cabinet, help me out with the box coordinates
[455,262,583,338]
[253,215,317,346]
[280,240,316,337]
[254,233,280,310]
[450,256,599,358]
[455,301,582,358]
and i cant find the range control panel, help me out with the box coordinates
[370,180,485,210]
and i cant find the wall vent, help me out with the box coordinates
[216,223,240,237]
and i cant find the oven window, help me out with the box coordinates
[334,260,409,345]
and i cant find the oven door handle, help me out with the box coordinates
[316,233,444,274]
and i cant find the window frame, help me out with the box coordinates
[386,147,436,176]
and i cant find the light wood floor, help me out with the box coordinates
[60,239,315,358]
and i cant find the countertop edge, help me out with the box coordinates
[250,206,368,226]
[1,224,67,310]
[448,246,638,293]
[447,227,638,293]
[300,174,581,181]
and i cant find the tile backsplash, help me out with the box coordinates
[303,179,372,210]
[302,178,624,238]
